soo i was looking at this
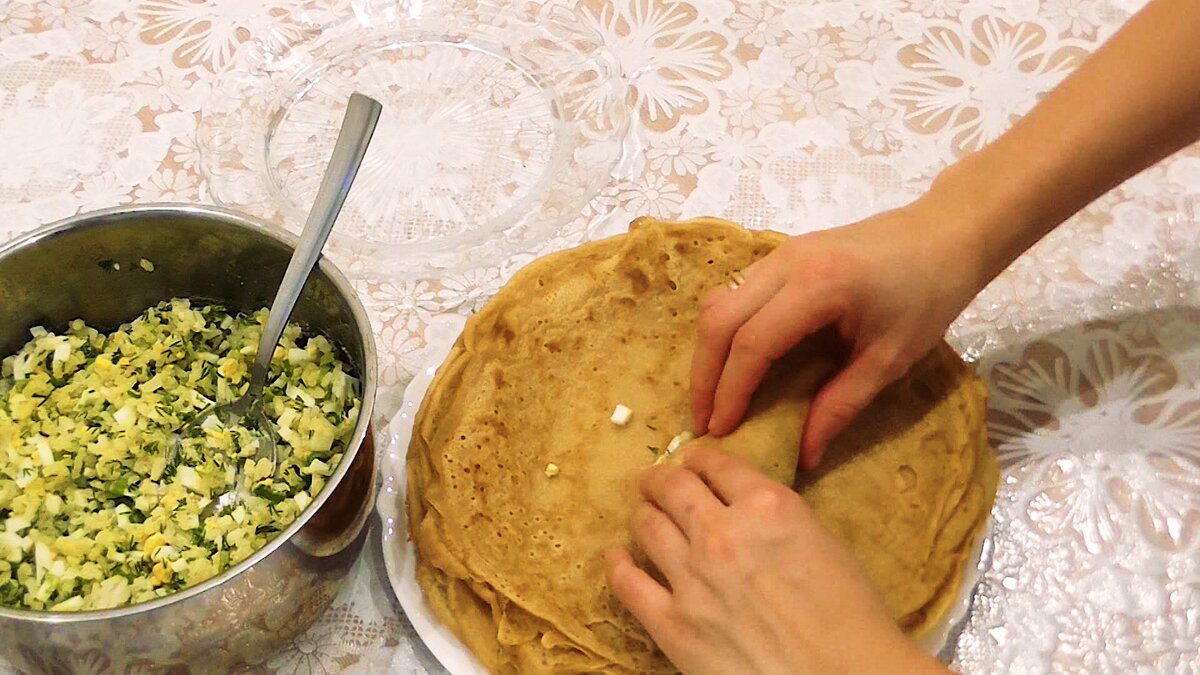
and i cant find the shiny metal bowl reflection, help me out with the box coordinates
[0,204,378,674]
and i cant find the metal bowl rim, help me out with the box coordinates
[0,202,378,623]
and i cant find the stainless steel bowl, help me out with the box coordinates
[0,204,378,674]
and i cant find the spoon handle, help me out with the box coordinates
[246,93,383,400]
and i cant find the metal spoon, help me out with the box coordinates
[170,93,382,516]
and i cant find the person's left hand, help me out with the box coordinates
[605,444,946,675]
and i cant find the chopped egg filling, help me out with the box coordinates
[610,404,633,426]
[0,299,361,611]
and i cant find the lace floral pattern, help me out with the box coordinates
[954,310,1200,673]
[2,0,1198,672]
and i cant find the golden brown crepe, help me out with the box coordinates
[406,216,998,674]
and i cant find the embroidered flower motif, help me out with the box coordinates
[1055,603,1168,673]
[645,130,710,175]
[784,31,844,74]
[34,0,90,30]
[850,0,909,22]
[903,0,969,19]
[125,67,209,112]
[63,651,112,675]
[137,0,316,72]
[579,0,731,128]
[0,1,36,37]
[840,19,895,59]
[726,3,787,48]
[266,624,342,675]
[619,173,685,218]
[436,267,505,310]
[846,102,905,152]
[710,127,771,169]
[0,78,133,196]
[986,333,1200,552]
[76,172,135,210]
[781,71,838,116]
[82,18,136,62]
[371,280,445,327]
[1043,0,1100,38]
[719,81,783,130]
[133,168,198,202]
[887,14,1086,159]
[758,147,909,232]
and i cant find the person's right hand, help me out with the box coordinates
[605,444,947,675]
[691,197,987,470]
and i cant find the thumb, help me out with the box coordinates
[800,347,907,470]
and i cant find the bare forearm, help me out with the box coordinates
[927,0,1200,291]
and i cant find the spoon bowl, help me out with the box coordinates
[175,399,277,517]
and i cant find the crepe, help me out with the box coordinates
[406,216,998,674]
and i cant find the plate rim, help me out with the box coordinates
[376,313,487,675]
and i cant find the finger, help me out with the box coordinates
[639,464,723,538]
[678,443,770,504]
[800,346,908,470]
[707,285,840,436]
[691,268,785,434]
[605,547,673,635]
[631,502,691,584]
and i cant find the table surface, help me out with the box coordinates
[3,0,1199,673]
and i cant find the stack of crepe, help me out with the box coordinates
[406,217,998,674]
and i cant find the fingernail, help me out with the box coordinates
[708,417,728,437]
[728,270,746,290]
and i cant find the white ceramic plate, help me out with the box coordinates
[375,313,990,673]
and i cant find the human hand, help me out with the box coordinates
[694,0,1200,470]
[605,444,946,675]
[690,199,986,469]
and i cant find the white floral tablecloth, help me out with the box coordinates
[2,0,1199,672]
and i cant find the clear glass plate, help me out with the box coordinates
[198,0,631,279]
